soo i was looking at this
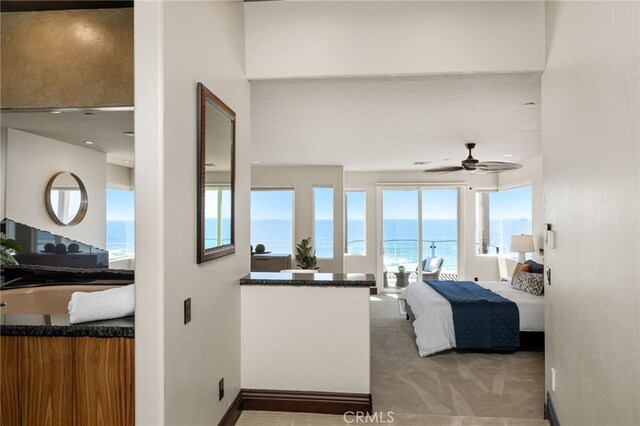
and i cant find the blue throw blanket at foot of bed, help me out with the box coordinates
[425,280,520,351]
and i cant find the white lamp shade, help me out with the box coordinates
[511,234,535,253]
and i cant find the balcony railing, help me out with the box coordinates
[346,238,458,272]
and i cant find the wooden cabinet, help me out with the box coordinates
[1,336,21,426]
[0,336,134,426]
[251,254,292,272]
[21,337,75,425]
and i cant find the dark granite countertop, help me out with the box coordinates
[0,314,134,338]
[239,272,376,287]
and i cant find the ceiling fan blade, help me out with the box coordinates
[475,161,523,172]
[423,166,464,173]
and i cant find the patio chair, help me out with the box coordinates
[420,256,444,281]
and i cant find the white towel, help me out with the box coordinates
[68,284,135,324]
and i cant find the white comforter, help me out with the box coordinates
[402,281,544,357]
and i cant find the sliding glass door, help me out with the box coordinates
[381,189,420,288]
[421,189,458,280]
[381,187,459,290]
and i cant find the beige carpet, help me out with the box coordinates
[237,411,549,425]
[237,293,547,425]
[370,293,545,419]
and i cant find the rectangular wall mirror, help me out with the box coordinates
[197,83,236,263]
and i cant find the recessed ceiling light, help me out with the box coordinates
[504,154,513,157]
[84,141,94,145]
[251,161,261,164]
[123,131,135,137]
[51,111,61,114]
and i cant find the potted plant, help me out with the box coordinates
[0,233,22,266]
[295,236,319,270]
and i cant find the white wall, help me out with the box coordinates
[245,1,545,80]
[107,163,134,189]
[542,2,639,425]
[251,165,345,273]
[499,154,544,263]
[4,129,106,248]
[134,1,250,424]
[241,286,370,393]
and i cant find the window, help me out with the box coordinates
[314,187,334,258]
[345,191,366,255]
[50,188,81,224]
[476,186,532,257]
[205,186,232,247]
[251,189,294,254]
[106,188,135,259]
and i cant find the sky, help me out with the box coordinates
[106,188,135,221]
[205,189,232,219]
[346,191,365,221]
[489,186,532,220]
[251,190,294,220]
[108,186,531,223]
[383,189,458,220]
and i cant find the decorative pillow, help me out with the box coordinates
[513,271,544,296]
[511,263,532,285]
[524,259,544,274]
[421,257,433,271]
[429,257,443,272]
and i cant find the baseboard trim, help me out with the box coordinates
[218,388,372,425]
[218,390,243,426]
[545,392,561,426]
[242,389,372,416]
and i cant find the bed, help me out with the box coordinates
[401,280,544,357]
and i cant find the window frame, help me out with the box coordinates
[344,189,367,257]
[204,184,232,248]
[312,185,335,259]
[250,186,296,256]
[106,185,135,261]
[475,183,533,258]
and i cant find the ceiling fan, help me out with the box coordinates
[423,143,522,174]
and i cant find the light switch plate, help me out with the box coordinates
[184,298,191,324]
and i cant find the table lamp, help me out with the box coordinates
[511,234,535,263]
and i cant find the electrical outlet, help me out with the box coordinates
[184,298,191,324]
[219,378,224,401]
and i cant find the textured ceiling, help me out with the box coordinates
[251,73,541,171]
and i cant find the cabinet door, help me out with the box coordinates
[1,336,21,426]
[21,336,74,426]
[74,337,134,426]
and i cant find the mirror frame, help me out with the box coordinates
[197,82,236,263]
[44,171,89,226]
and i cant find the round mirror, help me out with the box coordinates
[45,172,88,226]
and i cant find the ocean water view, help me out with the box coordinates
[107,217,531,267]
[250,218,532,273]
[106,220,135,258]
